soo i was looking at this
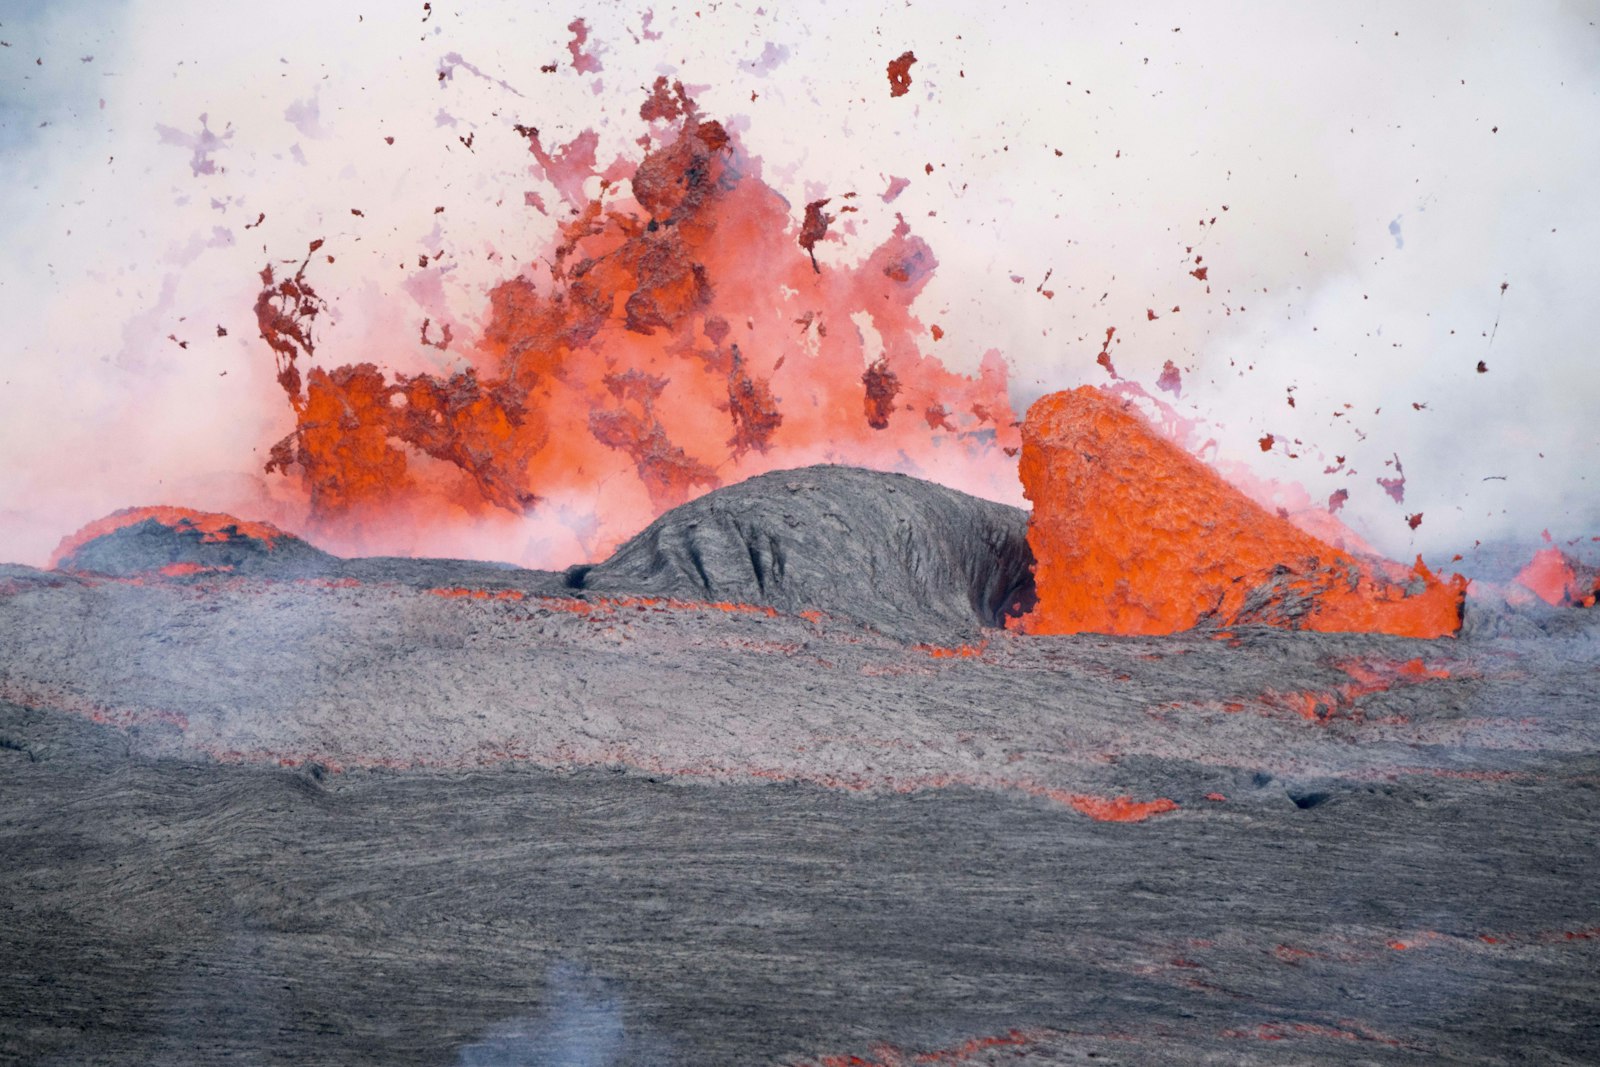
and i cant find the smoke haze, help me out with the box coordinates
[2,0,1597,567]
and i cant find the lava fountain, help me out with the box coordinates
[256,80,1020,565]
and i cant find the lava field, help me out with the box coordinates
[2,465,1598,1065]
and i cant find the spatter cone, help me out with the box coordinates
[51,507,332,578]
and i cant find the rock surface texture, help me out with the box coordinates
[50,506,333,578]
[1,466,1597,1065]
[582,465,1036,638]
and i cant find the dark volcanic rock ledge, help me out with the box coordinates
[580,465,1035,639]
[45,467,1035,641]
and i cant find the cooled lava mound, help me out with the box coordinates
[49,507,332,578]
[580,465,1034,639]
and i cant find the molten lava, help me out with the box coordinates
[49,507,291,571]
[1513,547,1600,608]
[259,82,1019,562]
[1018,387,1466,637]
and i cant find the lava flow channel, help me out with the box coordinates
[1018,387,1467,637]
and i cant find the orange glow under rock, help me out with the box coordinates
[1060,793,1180,822]
[1017,387,1466,637]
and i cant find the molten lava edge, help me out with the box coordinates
[1019,387,1468,637]
[48,506,293,571]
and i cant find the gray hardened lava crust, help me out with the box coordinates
[2,465,1598,1066]
[54,513,335,579]
[580,465,1037,640]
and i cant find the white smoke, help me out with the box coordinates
[455,962,668,1066]
[1,0,1596,567]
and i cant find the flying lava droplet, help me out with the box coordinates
[887,51,917,98]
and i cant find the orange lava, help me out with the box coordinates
[1336,656,1449,693]
[1018,387,1466,637]
[915,641,988,659]
[1253,656,1452,726]
[1514,547,1599,608]
[1059,792,1180,823]
[426,587,527,601]
[49,506,292,571]
[157,562,230,578]
[260,83,1019,562]
[804,1028,1038,1067]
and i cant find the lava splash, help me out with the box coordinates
[1019,387,1466,637]
[258,81,1019,564]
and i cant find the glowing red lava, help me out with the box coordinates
[1514,547,1599,608]
[1018,387,1466,637]
[258,82,1018,561]
[801,1028,1040,1067]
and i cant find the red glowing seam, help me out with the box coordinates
[241,743,1185,823]
[1219,1022,1404,1046]
[424,588,780,617]
[1399,926,1600,948]
[1250,657,1452,725]
[21,683,1168,824]
[913,640,987,659]
[804,1028,1037,1067]
[157,562,232,578]
[0,680,190,733]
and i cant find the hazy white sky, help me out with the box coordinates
[2,0,1597,567]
